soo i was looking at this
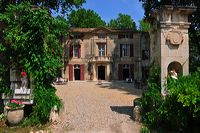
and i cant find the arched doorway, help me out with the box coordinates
[167,61,183,77]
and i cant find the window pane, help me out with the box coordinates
[74,46,78,57]
[121,44,130,57]
[98,44,105,56]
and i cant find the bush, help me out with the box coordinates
[140,126,150,133]
[141,66,200,132]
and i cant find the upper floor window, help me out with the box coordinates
[74,45,79,57]
[120,44,134,57]
[70,45,81,58]
[98,44,105,57]
[122,44,129,57]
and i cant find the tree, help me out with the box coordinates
[67,8,106,28]
[108,13,136,29]
[139,18,151,32]
[0,2,75,124]
[139,0,200,72]
[0,0,85,14]
[0,3,61,123]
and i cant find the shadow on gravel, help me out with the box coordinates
[98,81,143,96]
[110,106,133,119]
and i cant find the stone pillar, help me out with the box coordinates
[106,63,111,80]
[150,5,196,87]
[93,63,97,81]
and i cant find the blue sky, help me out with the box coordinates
[82,0,144,27]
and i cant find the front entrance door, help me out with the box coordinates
[74,65,80,80]
[98,65,105,80]
[123,68,129,80]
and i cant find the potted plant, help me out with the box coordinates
[5,100,24,126]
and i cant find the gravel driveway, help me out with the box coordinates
[51,81,143,133]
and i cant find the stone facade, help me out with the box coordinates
[64,27,150,82]
[63,6,195,84]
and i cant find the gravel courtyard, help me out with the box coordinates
[51,81,143,133]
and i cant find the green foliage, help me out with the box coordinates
[68,8,106,28]
[108,13,136,29]
[139,18,151,32]
[147,63,161,86]
[141,66,200,132]
[30,84,62,124]
[0,2,65,124]
[140,126,150,133]
[141,82,163,127]
[6,102,23,109]
[0,113,5,121]
[0,0,86,14]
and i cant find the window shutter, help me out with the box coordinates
[70,45,73,58]
[69,64,73,81]
[80,64,84,80]
[78,45,81,58]
[118,64,123,80]
[130,44,134,57]
[120,44,122,57]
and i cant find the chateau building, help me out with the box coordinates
[64,27,150,82]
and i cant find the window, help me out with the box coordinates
[98,44,105,57]
[121,44,130,57]
[74,45,79,57]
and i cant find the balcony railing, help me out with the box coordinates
[91,56,112,62]
[94,38,107,43]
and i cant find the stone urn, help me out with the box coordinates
[6,105,24,126]
[133,98,142,122]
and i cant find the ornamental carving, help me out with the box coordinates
[166,31,184,45]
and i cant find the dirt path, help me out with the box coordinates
[51,81,143,133]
